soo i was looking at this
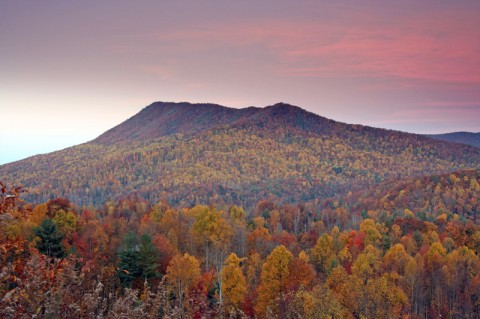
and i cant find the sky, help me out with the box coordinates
[1,1,480,165]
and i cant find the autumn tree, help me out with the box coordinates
[228,205,248,258]
[326,265,360,316]
[0,181,26,215]
[293,284,349,319]
[221,253,247,311]
[383,243,411,275]
[256,245,293,318]
[364,272,409,318]
[311,233,337,277]
[152,234,178,273]
[191,206,232,270]
[286,251,316,292]
[443,246,480,317]
[424,242,447,315]
[166,253,201,314]
[191,205,232,304]
[52,209,77,238]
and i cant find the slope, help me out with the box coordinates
[346,169,480,222]
[95,102,259,144]
[426,132,480,148]
[1,102,479,209]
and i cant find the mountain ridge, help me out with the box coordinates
[94,101,335,144]
[95,101,256,144]
[1,101,479,208]
[426,131,480,148]
[95,101,444,146]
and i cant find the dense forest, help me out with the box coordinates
[1,169,480,318]
[1,102,479,318]
[1,103,479,209]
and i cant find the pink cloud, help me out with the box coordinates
[137,8,480,85]
[277,14,480,83]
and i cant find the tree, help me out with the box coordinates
[359,218,383,247]
[294,284,350,319]
[117,233,160,288]
[383,243,411,275]
[0,181,26,215]
[352,245,382,284]
[152,234,178,273]
[138,233,160,281]
[256,245,293,318]
[117,232,141,288]
[443,246,480,317]
[221,253,247,310]
[424,242,447,315]
[311,233,337,277]
[34,218,65,258]
[286,251,316,292]
[191,206,232,271]
[364,273,409,318]
[52,209,77,238]
[191,206,233,305]
[166,253,201,312]
[326,265,361,316]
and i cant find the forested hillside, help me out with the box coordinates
[1,102,480,318]
[427,132,480,148]
[1,102,479,209]
[1,169,480,318]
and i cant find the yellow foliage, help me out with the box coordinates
[256,245,293,318]
[221,253,247,308]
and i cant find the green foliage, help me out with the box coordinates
[138,233,160,280]
[118,232,141,287]
[34,218,65,258]
[118,232,160,288]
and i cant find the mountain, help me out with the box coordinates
[426,132,480,148]
[1,102,479,209]
[95,101,338,144]
[95,102,259,144]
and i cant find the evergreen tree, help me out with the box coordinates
[138,233,160,280]
[118,232,141,288]
[34,218,65,258]
[118,233,160,288]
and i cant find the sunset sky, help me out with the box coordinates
[1,1,480,164]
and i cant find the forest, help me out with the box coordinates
[1,169,480,318]
[1,103,480,318]
[1,103,479,210]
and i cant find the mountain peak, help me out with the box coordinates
[94,101,254,144]
[262,102,311,116]
[269,102,299,108]
[94,101,327,144]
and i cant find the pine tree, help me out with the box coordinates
[138,233,160,280]
[34,218,65,258]
[118,233,160,288]
[118,232,141,288]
